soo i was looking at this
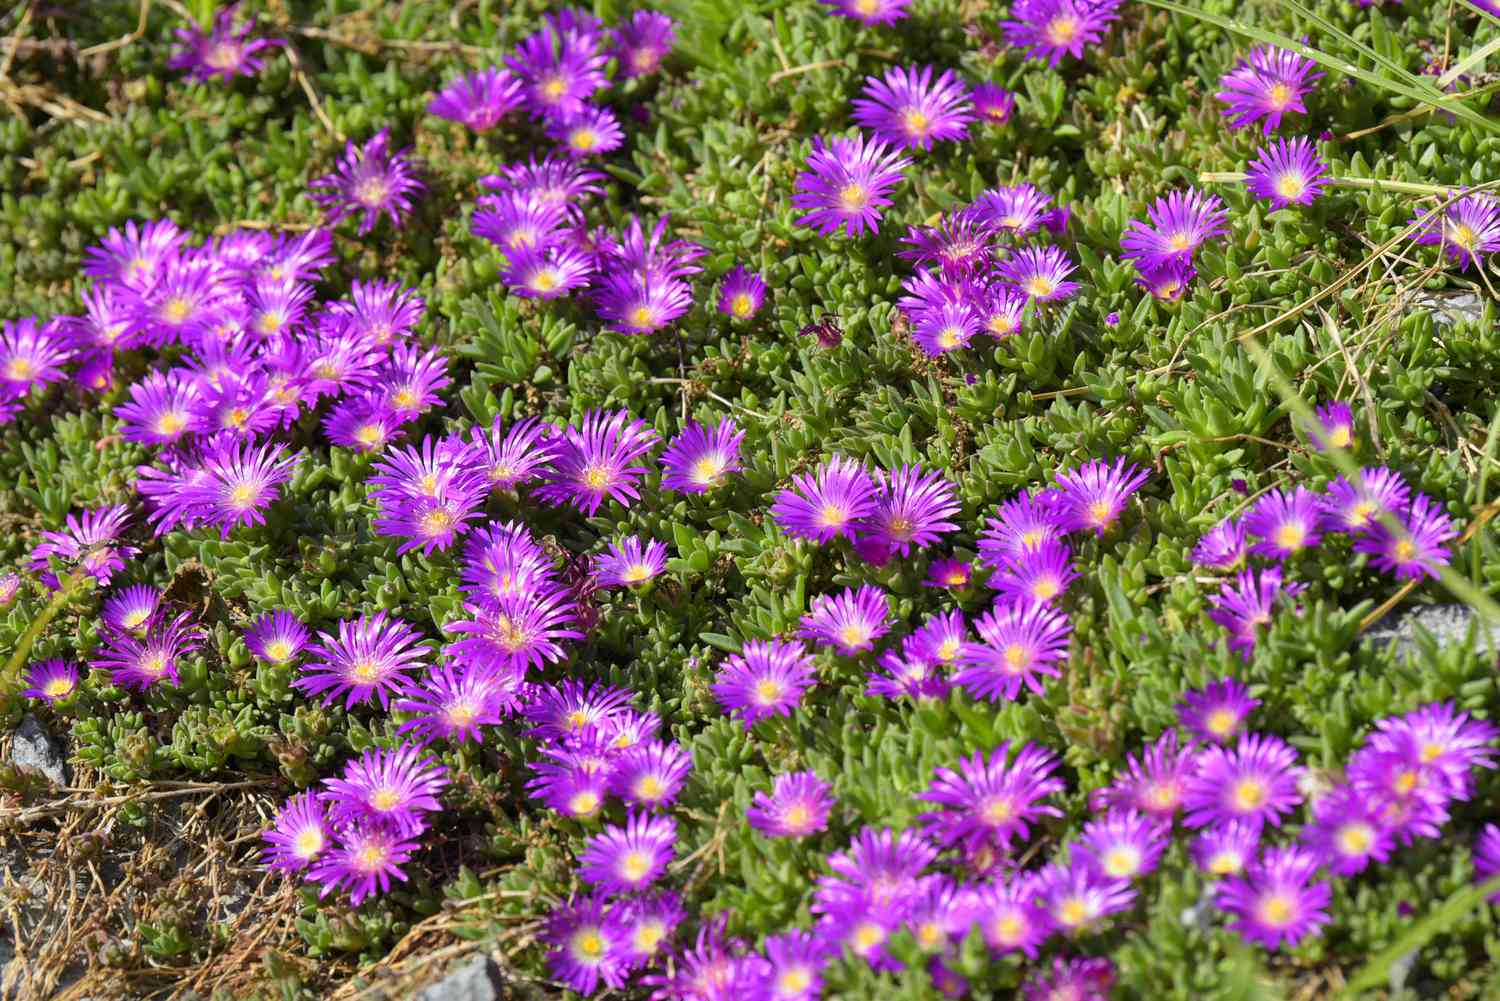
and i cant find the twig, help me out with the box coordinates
[0,779,271,825]
[1198,171,1469,198]
[280,37,342,140]
[77,0,154,59]
[767,58,844,86]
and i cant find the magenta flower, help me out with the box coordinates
[998,245,1080,301]
[1001,0,1122,67]
[1120,189,1230,272]
[468,416,559,491]
[978,490,1068,566]
[817,0,911,25]
[1215,846,1331,949]
[1300,784,1394,876]
[1089,730,1199,822]
[1322,466,1410,533]
[967,183,1053,236]
[615,892,685,971]
[1192,516,1248,569]
[852,65,973,150]
[862,464,960,557]
[747,770,835,838]
[394,664,510,745]
[589,271,695,335]
[82,218,187,290]
[798,584,891,655]
[659,416,744,494]
[972,83,1016,125]
[1244,485,1324,559]
[611,10,676,78]
[444,591,583,674]
[1034,859,1135,934]
[759,930,830,1001]
[168,4,282,82]
[991,540,1079,605]
[791,133,912,238]
[292,612,429,709]
[973,877,1051,956]
[1177,677,1260,744]
[92,610,203,691]
[1053,457,1149,536]
[0,316,72,394]
[711,638,818,729]
[1354,492,1459,580]
[482,154,605,207]
[28,504,138,588]
[1310,399,1356,451]
[717,265,767,320]
[578,812,677,893]
[506,23,609,123]
[1368,702,1497,801]
[593,537,669,588]
[545,105,626,158]
[917,741,1065,852]
[912,301,981,355]
[522,679,633,744]
[1080,809,1169,881]
[323,396,405,453]
[307,823,420,906]
[101,584,160,635]
[460,520,555,605]
[610,740,693,809]
[1411,193,1500,270]
[1136,257,1196,301]
[1347,742,1450,844]
[955,598,1071,702]
[1183,732,1304,831]
[21,658,79,703]
[115,372,198,447]
[184,438,301,538]
[1208,566,1304,659]
[309,129,425,235]
[1247,137,1329,209]
[320,743,447,837]
[262,791,330,872]
[815,826,939,922]
[526,748,612,820]
[925,557,973,589]
[867,648,951,702]
[1475,824,1500,898]
[473,190,571,253]
[771,455,879,544]
[900,216,996,276]
[1216,46,1324,135]
[427,66,524,131]
[1023,956,1116,1001]
[534,409,659,516]
[1191,822,1260,877]
[542,893,630,993]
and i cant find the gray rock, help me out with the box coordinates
[1365,604,1500,658]
[414,955,506,1001]
[1420,291,1488,329]
[10,715,67,786]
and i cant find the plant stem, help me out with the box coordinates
[1198,171,1466,198]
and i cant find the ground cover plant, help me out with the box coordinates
[3,0,1500,997]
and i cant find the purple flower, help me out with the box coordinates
[1367,702,1497,801]
[1310,399,1355,451]
[611,11,676,78]
[444,591,583,674]
[616,892,685,969]
[771,455,879,544]
[262,791,330,872]
[1216,45,1324,135]
[427,66,524,131]
[394,664,511,745]
[593,537,668,588]
[21,659,79,703]
[759,930,830,1001]
[502,243,597,299]
[473,190,571,253]
[998,245,1080,301]
[973,877,1051,956]
[102,584,160,635]
[815,826,939,922]
[1247,137,1329,209]
[798,584,891,655]
[542,892,630,993]
[578,812,677,893]
[469,416,559,492]
[1001,0,1122,66]
[1090,730,1198,822]
[1177,677,1260,744]
[1208,566,1304,659]
[1120,189,1230,272]
[309,129,425,235]
[925,557,973,589]
[460,520,556,605]
[0,572,19,607]
[1136,257,1197,301]
[1475,824,1500,898]
[1353,492,1459,580]
[852,65,973,150]
[115,372,200,447]
[320,743,447,837]
[992,540,1079,605]
[292,612,429,709]
[1244,485,1324,559]
[747,770,836,838]
[1412,193,1500,270]
[506,23,609,123]
[82,218,187,290]
[323,396,405,453]
[186,439,302,538]
[1193,516,1249,569]
[92,609,203,691]
[717,265,767,320]
[546,105,626,158]
[1080,809,1169,880]
[368,437,488,556]
[908,609,970,668]
[1,316,72,395]
[534,409,659,516]
[1035,859,1135,933]
[482,154,605,208]
[659,417,744,494]
[526,746,612,820]
[978,490,1068,567]
[610,740,693,809]
[912,300,980,355]
[1215,846,1331,949]
[590,271,695,335]
[861,464,960,557]
[1347,741,1451,844]
[867,648,951,702]
[955,598,1071,702]
[791,133,912,238]
[1183,732,1303,831]
[1322,466,1410,533]
[28,505,138,588]
[1053,456,1150,536]
[817,0,911,25]
[168,4,282,82]
[522,680,633,744]
[711,638,817,729]
[1023,956,1116,1001]
[972,83,1016,125]
[968,183,1053,237]
[1191,822,1260,877]
[1300,784,1394,876]
[917,741,1065,852]
[308,822,420,905]
[901,217,996,276]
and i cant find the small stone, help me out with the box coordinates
[1420,291,1487,329]
[1364,604,1500,659]
[10,715,68,786]
[413,955,505,1001]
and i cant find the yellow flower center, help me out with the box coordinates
[817,503,847,528]
[783,803,812,831]
[205,43,240,70]
[293,827,324,858]
[692,455,725,486]
[903,109,931,136]
[636,776,665,800]
[570,129,599,152]
[1268,83,1293,108]
[839,624,872,648]
[620,851,653,883]
[1338,823,1374,855]
[530,269,560,293]
[1057,898,1090,927]
[228,482,259,510]
[570,928,605,962]
[731,293,753,318]
[1209,851,1242,876]
[852,921,884,952]
[1450,222,1478,250]
[982,796,1014,824]
[754,679,784,704]
[351,659,382,682]
[629,305,658,330]
[542,76,568,101]
[1025,276,1057,297]
[1046,14,1080,44]
[1003,643,1028,669]
[989,314,1018,336]
[6,357,35,380]
[1326,426,1352,448]
[936,638,961,662]
[355,423,387,448]
[354,177,390,208]
[263,639,293,662]
[634,921,666,953]
[623,563,652,583]
[141,652,170,677]
[1232,778,1267,811]
[392,388,418,409]
[1274,173,1306,200]
[121,609,151,631]
[1393,769,1418,796]
[43,677,74,698]
[355,841,389,872]
[779,968,812,993]
[1103,846,1141,878]
[569,790,601,816]
[447,701,478,726]
[936,325,964,350]
[582,464,612,490]
[993,914,1024,943]
[370,788,401,812]
[155,411,186,435]
[1258,893,1294,926]
[163,297,192,323]
[1274,523,1306,550]
[838,183,869,211]
[420,508,455,537]
[1031,577,1060,601]
[1394,538,1417,561]
[1206,707,1237,737]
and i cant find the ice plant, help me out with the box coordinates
[308,129,425,235]
[394,665,510,745]
[817,0,911,25]
[862,464,961,556]
[1246,137,1329,209]
[610,10,677,78]
[1411,193,1500,270]
[747,771,836,838]
[1090,730,1199,822]
[711,638,818,729]
[168,3,282,83]
[307,823,419,906]
[543,893,630,993]
[1216,46,1324,135]
[1208,566,1304,659]
[1215,846,1331,949]
[506,21,609,123]
[917,741,1065,852]
[992,540,1079,605]
[444,591,584,674]
[851,65,973,150]
[92,610,203,691]
[968,183,1054,237]
[978,490,1067,565]
[1310,399,1355,451]
[1120,189,1230,271]
[28,505,139,588]
[21,659,79,703]
[1192,516,1248,569]
[1022,956,1116,1001]
[717,266,767,320]
[771,455,879,544]
[321,744,447,837]
[262,792,330,872]
[590,271,695,335]
[1052,457,1149,536]
[1321,467,1410,533]
[791,133,912,238]
[1035,860,1135,934]
[1301,785,1394,876]
[972,877,1051,957]
[534,409,659,516]
[1354,492,1459,580]
[1191,823,1261,877]
[101,584,160,635]
[797,584,891,655]
[997,245,1080,301]
[546,106,626,158]
[611,740,693,809]
[1177,678,1260,744]
[925,557,973,589]
[955,598,1072,702]
[593,537,669,588]
[1244,486,1324,560]
[293,612,429,709]
[1183,732,1304,830]
[577,812,678,893]
[659,416,744,494]
[972,82,1016,125]
[1000,0,1122,67]
[1080,810,1169,880]
[427,66,524,131]
[184,438,302,538]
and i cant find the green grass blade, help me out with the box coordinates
[1339,876,1500,996]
